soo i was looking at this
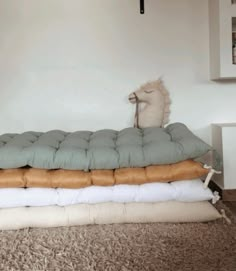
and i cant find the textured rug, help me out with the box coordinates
[0,202,236,271]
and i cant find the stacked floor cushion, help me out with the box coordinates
[0,202,222,231]
[0,160,209,188]
[0,123,219,170]
[0,180,215,208]
[0,123,222,230]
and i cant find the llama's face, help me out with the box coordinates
[128,84,161,104]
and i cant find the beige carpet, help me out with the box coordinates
[0,202,236,271]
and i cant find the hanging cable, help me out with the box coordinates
[140,0,144,14]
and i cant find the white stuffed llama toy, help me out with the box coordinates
[128,78,171,128]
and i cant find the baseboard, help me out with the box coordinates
[209,181,236,201]
[222,190,236,201]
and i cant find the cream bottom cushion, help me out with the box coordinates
[0,201,222,231]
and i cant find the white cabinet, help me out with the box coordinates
[212,123,236,189]
[209,0,236,79]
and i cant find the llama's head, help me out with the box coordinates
[128,78,168,104]
[128,78,171,127]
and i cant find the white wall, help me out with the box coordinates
[0,0,236,143]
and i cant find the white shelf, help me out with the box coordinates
[231,4,236,16]
[209,0,236,79]
[212,123,236,190]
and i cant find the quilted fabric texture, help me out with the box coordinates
[0,180,215,208]
[0,123,211,170]
[0,202,222,230]
[0,160,209,188]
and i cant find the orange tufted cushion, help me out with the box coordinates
[0,160,209,188]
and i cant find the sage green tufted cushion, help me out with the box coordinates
[0,123,211,170]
